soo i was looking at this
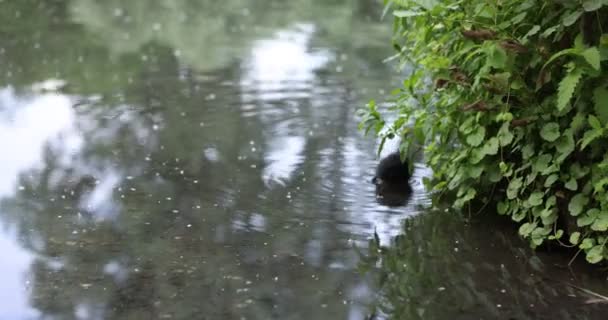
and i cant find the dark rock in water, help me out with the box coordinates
[372,152,412,207]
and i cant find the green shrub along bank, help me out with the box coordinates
[360,0,608,264]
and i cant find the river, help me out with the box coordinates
[0,1,605,319]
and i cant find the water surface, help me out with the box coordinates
[0,1,606,320]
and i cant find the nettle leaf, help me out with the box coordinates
[568,193,589,216]
[557,69,583,112]
[593,86,608,124]
[540,122,560,141]
[582,47,601,70]
[569,231,581,245]
[507,177,523,199]
[466,126,486,146]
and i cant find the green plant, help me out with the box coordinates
[359,0,608,264]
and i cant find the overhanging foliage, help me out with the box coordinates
[360,0,608,264]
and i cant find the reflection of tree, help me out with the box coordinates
[70,0,390,72]
[0,0,399,318]
[0,0,393,96]
[363,211,608,320]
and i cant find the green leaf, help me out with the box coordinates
[591,212,608,231]
[580,128,604,150]
[482,137,499,155]
[544,174,559,187]
[522,144,535,159]
[582,47,601,70]
[569,232,581,245]
[511,12,527,24]
[586,245,604,264]
[466,126,486,147]
[577,209,598,226]
[555,130,575,155]
[469,147,486,164]
[497,122,514,146]
[546,195,556,208]
[519,222,536,237]
[540,207,554,218]
[580,238,595,249]
[540,122,560,142]
[487,44,507,69]
[467,165,484,179]
[583,0,604,11]
[593,177,608,193]
[563,10,583,27]
[532,154,552,173]
[557,69,583,112]
[568,193,589,216]
[393,10,423,17]
[528,192,544,206]
[497,201,509,215]
[412,0,439,10]
[512,210,526,222]
[541,25,559,38]
[459,117,475,134]
[524,25,541,39]
[571,163,590,179]
[570,112,586,133]
[565,177,578,191]
[507,177,523,199]
[593,87,608,124]
[589,114,602,129]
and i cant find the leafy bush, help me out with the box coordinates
[359,0,608,264]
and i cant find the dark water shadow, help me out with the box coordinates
[362,210,608,320]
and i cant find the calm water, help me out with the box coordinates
[0,1,606,320]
